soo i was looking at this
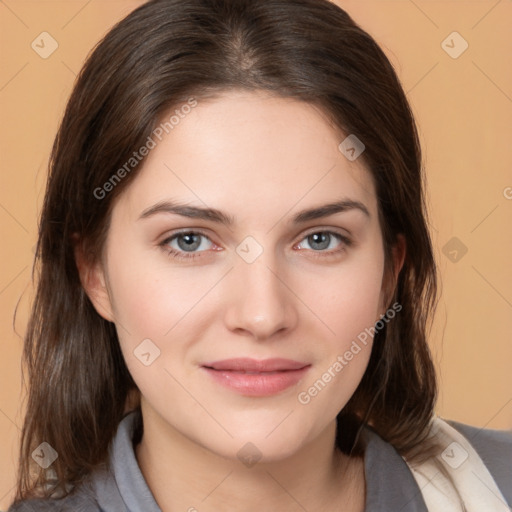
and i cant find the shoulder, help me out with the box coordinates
[446,419,512,505]
[7,469,109,512]
[361,418,512,511]
[7,411,144,512]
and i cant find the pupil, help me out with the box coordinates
[178,233,200,251]
[310,232,329,250]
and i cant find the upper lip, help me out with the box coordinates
[202,358,309,372]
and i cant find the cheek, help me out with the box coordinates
[106,242,209,339]
[294,267,383,422]
[303,248,385,344]
[293,245,384,404]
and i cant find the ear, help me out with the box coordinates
[379,233,406,314]
[391,233,406,282]
[73,234,115,323]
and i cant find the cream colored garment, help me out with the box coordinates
[404,417,510,512]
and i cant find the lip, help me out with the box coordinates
[201,358,311,396]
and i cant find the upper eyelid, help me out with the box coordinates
[298,226,351,239]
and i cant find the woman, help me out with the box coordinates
[9,0,512,511]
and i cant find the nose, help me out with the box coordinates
[223,252,298,342]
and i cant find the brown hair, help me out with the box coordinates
[14,0,441,503]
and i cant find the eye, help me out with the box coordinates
[294,230,352,258]
[159,229,352,261]
[160,231,215,260]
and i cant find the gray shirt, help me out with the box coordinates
[9,410,512,511]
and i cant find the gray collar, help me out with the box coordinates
[89,410,427,512]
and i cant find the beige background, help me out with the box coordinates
[1,0,511,508]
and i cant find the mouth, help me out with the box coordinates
[201,358,311,396]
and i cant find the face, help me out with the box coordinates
[82,90,401,462]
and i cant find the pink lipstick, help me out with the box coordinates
[201,358,310,396]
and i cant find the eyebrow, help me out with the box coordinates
[138,198,370,225]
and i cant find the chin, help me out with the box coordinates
[206,436,309,466]
[216,418,318,464]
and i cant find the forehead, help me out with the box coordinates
[115,90,377,224]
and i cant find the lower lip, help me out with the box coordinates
[202,366,310,396]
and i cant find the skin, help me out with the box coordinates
[79,90,405,512]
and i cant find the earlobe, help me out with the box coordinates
[73,237,115,323]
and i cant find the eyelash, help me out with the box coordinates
[159,229,352,261]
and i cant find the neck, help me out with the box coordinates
[134,402,366,512]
